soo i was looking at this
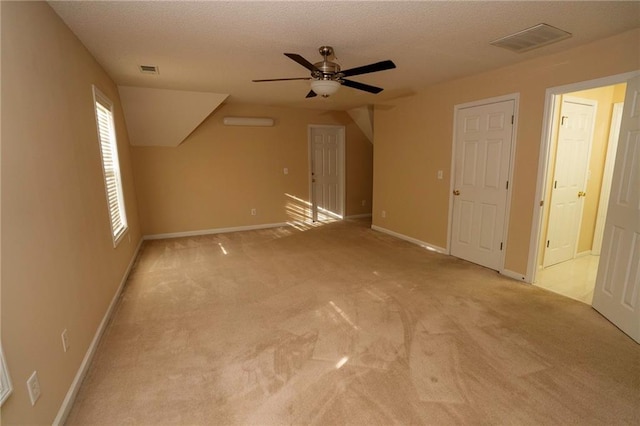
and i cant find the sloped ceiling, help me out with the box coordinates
[49,1,640,112]
[118,87,227,147]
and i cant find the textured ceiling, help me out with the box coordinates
[49,1,640,111]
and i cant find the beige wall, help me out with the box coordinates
[373,29,640,276]
[1,2,141,424]
[132,104,373,236]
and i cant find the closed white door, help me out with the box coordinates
[544,97,596,267]
[592,75,640,343]
[310,126,344,221]
[451,100,514,271]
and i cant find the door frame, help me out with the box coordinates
[592,102,624,255]
[308,124,346,220]
[447,93,519,274]
[527,70,640,284]
[542,95,597,268]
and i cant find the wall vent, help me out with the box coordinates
[139,65,159,74]
[490,23,572,53]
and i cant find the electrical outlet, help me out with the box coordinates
[26,371,41,406]
[61,329,69,353]
[381,210,386,218]
[361,200,366,206]
[437,170,444,180]
[283,167,289,175]
[251,208,257,216]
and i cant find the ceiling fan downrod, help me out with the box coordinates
[313,46,341,81]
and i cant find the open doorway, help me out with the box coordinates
[534,83,626,303]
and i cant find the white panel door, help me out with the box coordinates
[592,76,640,343]
[544,97,596,267]
[310,126,344,221]
[451,100,514,271]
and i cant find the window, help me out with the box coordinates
[93,86,128,246]
[0,343,12,406]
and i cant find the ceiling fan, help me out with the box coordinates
[252,46,396,98]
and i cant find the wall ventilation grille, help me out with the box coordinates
[490,23,572,53]
[139,65,159,74]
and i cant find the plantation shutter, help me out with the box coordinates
[93,86,128,246]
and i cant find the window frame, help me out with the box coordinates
[92,85,128,247]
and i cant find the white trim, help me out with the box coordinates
[143,222,290,240]
[527,71,640,284]
[592,102,623,255]
[53,237,144,426]
[500,269,527,282]
[308,125,346,221]
[371,225,447,254]
[449,93,519,268]
[345,213,373,219]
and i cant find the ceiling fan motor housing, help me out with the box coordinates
[313,46,341,80]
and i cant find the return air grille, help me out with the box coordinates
[139,65,159,74]
[490,23,572,53]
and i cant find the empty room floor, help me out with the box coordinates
[535,255,599,304]
[66,219,639,425]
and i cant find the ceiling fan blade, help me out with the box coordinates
[341,79,384,94]
[306,90,317,98]
[340,60,396,78]
[284,53,320,72]
[252,77,311,82]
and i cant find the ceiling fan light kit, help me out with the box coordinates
[253,45,396,99]
[310,80,341,97]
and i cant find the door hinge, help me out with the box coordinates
[540,200,544,207]
[500,242,503,251]
[511,115,514,124]
[546,240,550,248]
[506,181,509,190]
[554,180,557,189]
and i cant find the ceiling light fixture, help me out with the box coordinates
[310,79,340,98]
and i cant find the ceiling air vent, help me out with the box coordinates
[139,65,159,75]
[490,23,572,53]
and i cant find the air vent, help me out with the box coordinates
[490,23,572,53]
[139,65,159,75]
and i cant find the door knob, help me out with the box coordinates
[453,189,460,196]
[578,191,586,198]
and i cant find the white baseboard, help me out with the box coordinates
[143,222,290,240]
[500,269,529,283]
[371,225,448,254]
[53,237,144,426]
[575,250,592,258]
[345,213,372,219]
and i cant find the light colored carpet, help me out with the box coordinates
[66,219,639,425]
